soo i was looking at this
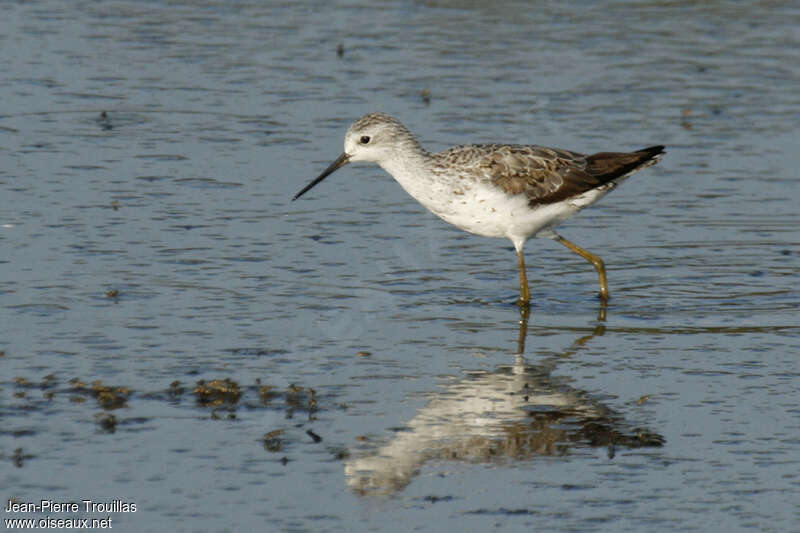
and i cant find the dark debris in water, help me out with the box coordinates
[421,495,454,504]
[286,384,318,417]
[64,379,131,410]
[168,380,185,398]
[11,447,34,468]
[97,110,113,131]
[223,347,290,357]
[95,413,118,433]
[4,374,330,458]
[420,88,431,106]
[466,507,539,516]
[194,378,242,407]
[263,429,285,452]
[259,384,277,403]
[331,447,350,460]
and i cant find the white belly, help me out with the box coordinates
[410,180,617,243]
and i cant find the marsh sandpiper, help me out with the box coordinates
[293,112,664,306]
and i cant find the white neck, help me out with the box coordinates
[378,148,445,210]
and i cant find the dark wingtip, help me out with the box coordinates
[638,145,666,156]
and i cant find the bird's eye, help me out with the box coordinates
[359,135,371,144]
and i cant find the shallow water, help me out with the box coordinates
[2,1,799,532]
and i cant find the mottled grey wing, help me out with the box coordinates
[470,144,663,206]
[468,145,590,205]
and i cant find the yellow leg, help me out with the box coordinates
[517,304,531,354]
[555,236,609,301]
[517,249,531,307]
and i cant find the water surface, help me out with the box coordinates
[2,1,799,532]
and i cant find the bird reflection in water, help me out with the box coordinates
[345,306,664,495]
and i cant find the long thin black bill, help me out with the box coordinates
[292,153,351,201]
